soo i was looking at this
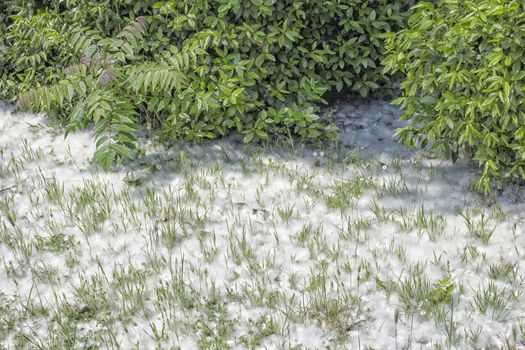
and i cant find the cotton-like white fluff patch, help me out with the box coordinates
[1,101,525,350]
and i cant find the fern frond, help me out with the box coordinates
[70,27,101,58]
[162,30,217,74]
[15,89,36,111]
[182,29,219,52]
[16,79,79,111]
[125,64,186,95]
[116,16,147,49]
[79,56,109,70]
[165,51,199,72]
[80,90,138,169]
[98,68,119,86]
[63,64,88,77]
[65,98,88,136]
[15,51,48,67]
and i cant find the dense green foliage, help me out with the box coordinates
[1,0,414,168]
[383,0,525,193]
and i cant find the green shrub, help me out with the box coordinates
[383,0,525,193]
[16,17,185,169]
[0,10,71,100]
[0,0,139,100]
[5,0,415,168]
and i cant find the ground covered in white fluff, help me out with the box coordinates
[1,100,525,350]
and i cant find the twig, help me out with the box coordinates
[0,176,30,193]
[0,184,17,193]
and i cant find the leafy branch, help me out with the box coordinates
[16,16,186,169]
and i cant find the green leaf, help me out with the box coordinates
[255,129,268,139]
[243,131,255,143]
